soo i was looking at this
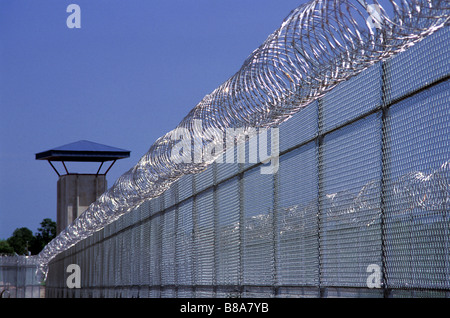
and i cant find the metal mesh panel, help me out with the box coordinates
[101,237,110,288]
[176,198,194,296]
[122,228,131,287]
[385,27,449,103]
[161,207,176,288]
[242,167,275,287]
[279,101,318,153]
[194,163,215,194]
[130,223,141,287]
[177,174,193,203]
[140,213,151,287]
[164,182,177,210]
[216,152,239,184]
[149,212,162,295]
[216,177,240,287]
[320,113,383,287]
[277,142,319,287]
[322,64,382,131]
[383,80,450,291]
[194,189,215,292]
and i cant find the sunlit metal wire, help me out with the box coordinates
[36,0,450,276]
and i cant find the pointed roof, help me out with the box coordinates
[35,140,130,162]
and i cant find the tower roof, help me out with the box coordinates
[35,140,130,162]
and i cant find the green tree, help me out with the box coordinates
[0,239,14,255]
[4,218,57,255]
[30,218,56,254]
[7,227,34,255]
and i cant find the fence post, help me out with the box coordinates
[380,61,391,298]
[316,98,325,298]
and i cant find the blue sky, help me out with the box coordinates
[0,0,305,239]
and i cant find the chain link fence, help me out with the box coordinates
[0,256,45,298]
[45,26,449,298]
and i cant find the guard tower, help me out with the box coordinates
[36,140,130,234]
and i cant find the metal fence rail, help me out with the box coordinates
[45,26,449,298]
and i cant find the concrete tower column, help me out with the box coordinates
[56,174,107,234]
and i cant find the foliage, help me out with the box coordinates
[0,239,14,255]
[6,227,34,255]
[3,218,56,255]
[31,218,57,254]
